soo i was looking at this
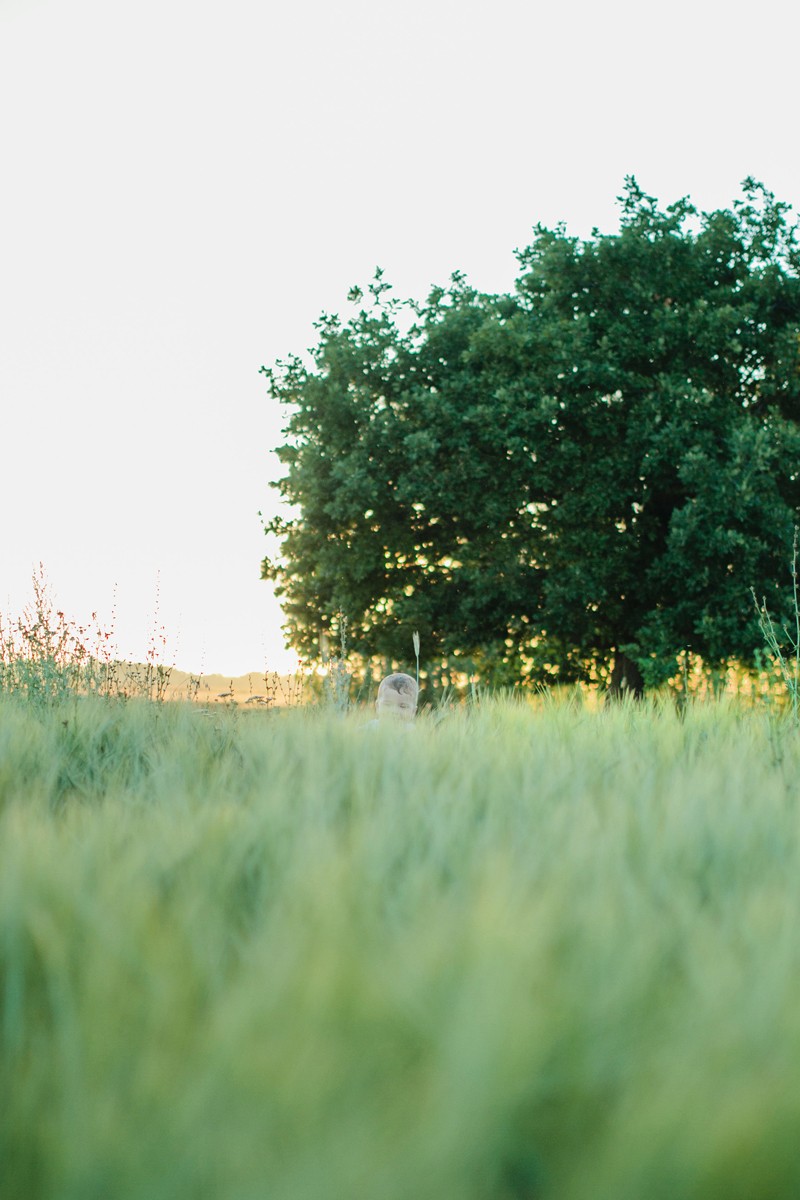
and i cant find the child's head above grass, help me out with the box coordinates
[376,672,418,723]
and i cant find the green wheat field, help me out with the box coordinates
[3,689,800,1200]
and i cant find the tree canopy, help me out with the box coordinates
[261,180,800,690]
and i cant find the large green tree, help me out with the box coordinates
[261,181,800,690]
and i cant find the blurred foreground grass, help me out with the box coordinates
[2,693,800,1200]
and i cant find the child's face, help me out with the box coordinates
[376,689,416,723]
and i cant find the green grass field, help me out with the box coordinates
[2,691,800,1200]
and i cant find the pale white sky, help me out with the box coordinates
[1,0,798,675]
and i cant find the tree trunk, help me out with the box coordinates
[607,651,645,701]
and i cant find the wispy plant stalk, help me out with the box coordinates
[752,527,800,723]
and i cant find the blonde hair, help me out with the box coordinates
[377,673,418,703]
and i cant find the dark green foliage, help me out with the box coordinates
[261,182,800,686]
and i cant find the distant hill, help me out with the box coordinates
[110,665,306,707]
[168,669,305,707]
